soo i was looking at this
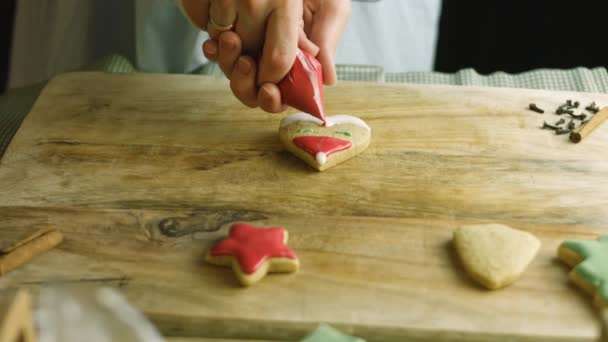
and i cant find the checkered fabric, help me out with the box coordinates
[1,54,607,160]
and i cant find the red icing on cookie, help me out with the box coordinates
[293,136,352,159]
[209,223,297,275]
[278,49,326,124]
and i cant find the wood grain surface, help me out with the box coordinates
[1,72,608,341]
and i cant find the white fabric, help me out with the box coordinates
[169,0,442,73]
[9,0,440,87]
[135,0,208,73]
[335,0,441,72]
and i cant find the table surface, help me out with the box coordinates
[1,72,608,341]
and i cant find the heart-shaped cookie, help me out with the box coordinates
[279,113,371,171]
[453,223,541,290]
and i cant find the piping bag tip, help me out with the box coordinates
[278,48,326,125]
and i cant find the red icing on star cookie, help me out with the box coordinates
[278,49,326,124]
[293,136,352,159]
[209,223,297,274]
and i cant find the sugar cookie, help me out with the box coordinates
[205,223,299,286]
[279,112,371,171]
[453,223,541,290]
[558,235,608,306]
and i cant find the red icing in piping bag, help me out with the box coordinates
[278,49,326,125]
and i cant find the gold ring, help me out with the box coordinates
[208,17,234,32]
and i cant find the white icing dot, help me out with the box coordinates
[280,112,370,131]
[315,152,327,165]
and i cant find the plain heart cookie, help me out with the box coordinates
[279,113,371,171]
[558,235,608,307]
[453,223,541,290]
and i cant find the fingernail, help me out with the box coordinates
[238,58,252,75]
[204,43,217,56]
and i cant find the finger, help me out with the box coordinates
[180,0,210,31]
[230,56,258,108]
[308,0,351,85]
[217,31,242,78]
[257,4,302,85]
[208,0,237,39]
[202,39,218,61]
[233,1,267,57]
[298,29,319,56]
[303,2,313,35]
[316,45,337,85]
[258,83,286,113]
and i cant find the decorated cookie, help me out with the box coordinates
[205,223,299,286]
[279,113,371,171]
[300,323,366,342]
[558,235,608,306]
[453,223,541,290]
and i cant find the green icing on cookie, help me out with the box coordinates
[300,324,366,342]
[335,130,352,137]
[560,235,608,302]
[298,128,314,134]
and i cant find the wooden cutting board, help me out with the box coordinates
[1,72,608,341]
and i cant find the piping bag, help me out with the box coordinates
[278,48,327,125]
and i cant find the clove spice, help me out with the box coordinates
[556,107,574,115]
[568,119,576,130]
[528,103,544,113]
[534,99,600,140]
[568,113,587,120]
[542,121,560,131]
[585,102,600,114]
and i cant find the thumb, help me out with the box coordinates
[307,0,351,85]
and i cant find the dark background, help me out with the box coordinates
[0,1,15,94]
[435,1,608,74]
[2,1,608,93]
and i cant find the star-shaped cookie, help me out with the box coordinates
[558,235,608,306]
[205,223,299,286]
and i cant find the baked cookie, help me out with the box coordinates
[558,235,608,306]
[453,223,541,290]
[205,223,299,286]
[279,113,371,171]
[301,323,366,342]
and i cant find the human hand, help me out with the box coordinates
[203,29,320,113]
[182,0,350,112]
[303,0,352,85]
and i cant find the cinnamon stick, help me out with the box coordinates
[601,309,608,342]
[0,289,36,342]
[570,106,608,143]
[0,229,63,276]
